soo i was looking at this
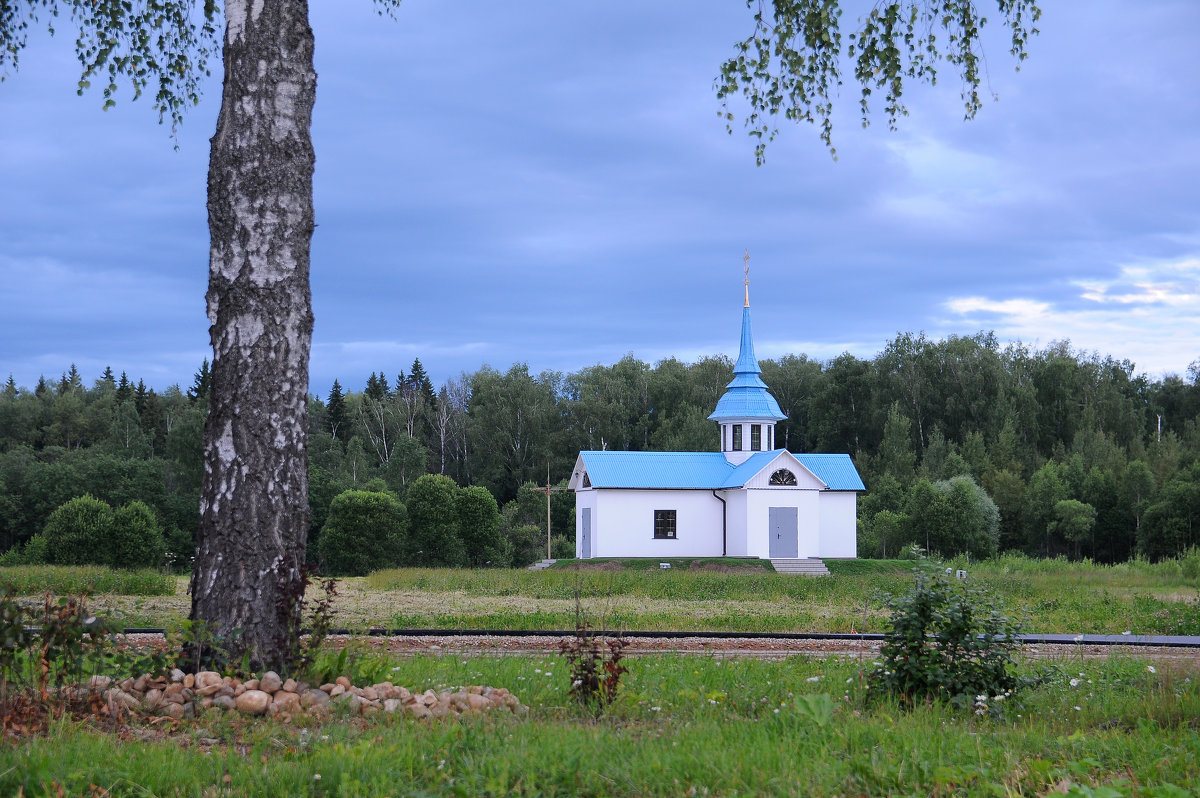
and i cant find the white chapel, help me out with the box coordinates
[568,266,864,562]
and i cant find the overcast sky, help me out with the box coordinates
[2,1,1198,395]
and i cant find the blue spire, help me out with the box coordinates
[708,293,785,423]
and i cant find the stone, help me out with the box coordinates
[197,683,224,697]
[143,688,164,710]
[383,699,403,713]
[329,684,346,698]
[106,689,140,711]
[259,671,283,694]
[215,685,235,699]
[272,691,301,713]
[300,689,330,710]
[362,687,379,701]
[213,695,237,712]
[319,683,336,693]
[465,694,488,712]
[87,675,112,692]
[183,673,195,689]
[335,676,352,689]
[243,679,260,692]
[164,683,186,701]
[282,678,297,694]
[170,668,186,683]
[235,690,271,715]
[161,702,186,719]
[408,703,432,719]
[133,675,149,693]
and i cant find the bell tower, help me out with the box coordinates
[708,252,787,465]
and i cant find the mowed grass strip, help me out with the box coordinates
[15,553,1200,635]
[3,654,1198,796]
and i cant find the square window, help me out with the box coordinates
[654,510,677,539]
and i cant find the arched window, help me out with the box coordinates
[769,469,797,486]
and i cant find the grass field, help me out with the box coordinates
[2,653,1198,796]
[10,553,1195,636]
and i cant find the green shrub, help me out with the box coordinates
[162,526,195,572]
[109,500,166,569]
[867,558,1028,710]
[406,475,466,568]
[456,486,507,567]
[318,490,407,576]
[42,495,114,566]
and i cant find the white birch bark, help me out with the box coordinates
[189,0,316,671]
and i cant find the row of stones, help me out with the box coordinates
[64,668,525,721]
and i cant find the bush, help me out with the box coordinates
[406,475,466,567]
[456,486,507,567]
[867,558,1027,710]
[42,495,113,566]
[109,501,167,569]
[318,490,407,576]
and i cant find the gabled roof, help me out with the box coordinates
[572,450,865,491]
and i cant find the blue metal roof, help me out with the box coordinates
[793,453,867,491]
[577,450,864,491]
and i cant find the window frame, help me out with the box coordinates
[750,424,762,451]
[732,424,743,451]
[653,509,677,540]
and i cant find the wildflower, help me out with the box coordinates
[438,760,446,770]
[845,678,853,684]
[651,706,661,712]
[1070,678,1081,687]
[806,676,821,683]
[572,679,582,687]
[1147,665,1157,674]
[313,774,322,781]
[773,708,780,714]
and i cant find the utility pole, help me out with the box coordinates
[534,463,568,560]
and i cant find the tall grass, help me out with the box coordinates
[0,565,176,596]
[3,654,1198,796]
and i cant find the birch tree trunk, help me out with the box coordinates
[189,0,316,671]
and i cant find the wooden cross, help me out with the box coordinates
[534,464,569,560]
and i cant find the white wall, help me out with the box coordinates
[723,489,748,556]
[817,491,858,558]
[744,488,822,558]
[589,489,726,558]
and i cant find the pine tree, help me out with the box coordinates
[326,379,347,440]
[189,359,212,404]
[116,372,132,404]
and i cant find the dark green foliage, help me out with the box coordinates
[868,559,1027,708]
[41,495,113,566]
[405,474,466,567]
[109,500,166,570]
[318,490,407,576]
[456,486,507,567]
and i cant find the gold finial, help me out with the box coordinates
[743,249,751,307]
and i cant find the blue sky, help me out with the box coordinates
[2,1,1198,395]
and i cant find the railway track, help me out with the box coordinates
[110,628,1200,663]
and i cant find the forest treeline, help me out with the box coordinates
[2,330,1199,568]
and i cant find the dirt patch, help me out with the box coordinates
[687,561,767,574]
[557,561,625,572]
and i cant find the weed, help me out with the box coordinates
[557,594,627,713]
[867,558,1035,710]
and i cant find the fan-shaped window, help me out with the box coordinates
[769,469,797,486]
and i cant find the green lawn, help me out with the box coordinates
[3,654,1198,796]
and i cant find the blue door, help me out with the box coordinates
[769,507,798,558]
